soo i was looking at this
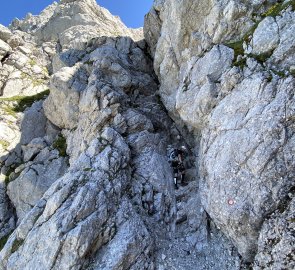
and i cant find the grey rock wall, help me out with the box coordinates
[145,0,295,264]
[254,195,295,269]
[1,1,178,268]
[0,0,294,268]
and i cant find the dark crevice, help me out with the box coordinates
[1,52,11,64]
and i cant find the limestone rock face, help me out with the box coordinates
[200,75,295,260]
[0,0,294,268]
[7,144,68,221]
[10,0,142,53]
[144,0,260,113]
[0,30,49,97]
[43,65,87,129]
[0,47,167,265]
[145,0,295,263]
[248,10,295,70]
[0,181,15,246]
[254,196,295,270]
[1,1,180,269]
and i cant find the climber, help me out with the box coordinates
[168,146,186,189]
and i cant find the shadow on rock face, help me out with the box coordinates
[0,96,69,244]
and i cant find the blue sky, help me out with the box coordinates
[0,0,153,28]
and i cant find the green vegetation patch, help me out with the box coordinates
[1,104,18,118]
[0,140,10,150]
[42,66,49,76]
[262,0,295,17]
[0,90,50,117]
[248,50,275,65]
[20,70,47,87]
[233,58,247,69]
[83,168,96,172]
[224,22,259,68]
[0,233,12,251]
[4,166,17,185]
[53,135,67,157]
[11,238,24,253]
[224,0,295,68]
[28,59,37,67]
[271,69,286,78]
[32,79,46,87]
[225,40,244,61]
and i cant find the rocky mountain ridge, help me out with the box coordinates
[0,0,294,269]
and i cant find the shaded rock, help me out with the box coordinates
[200,74,295,260]
[254,196,295,270]
[20,101,47,145]
[21,137,47,162]
[175,45,234,128]
[7,147,68,221]
[0,40,11,61]
[0,179,15,243]
[145,0,295,263]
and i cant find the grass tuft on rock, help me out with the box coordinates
[4,166,17,185]
[11,238,24,253]
[53,135,67,157]
[225,0,295,68]
[225,40,244,62]
[262,0,295,17]
[249,50,275,64]
[271,69,286,78]
[0,90,50,117]
[224,22,259,67]
[0,140,10,150]
[0,234,11,251]
[28,59,37,67]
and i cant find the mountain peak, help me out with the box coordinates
[10,0,142,47]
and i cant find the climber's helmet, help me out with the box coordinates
[180,146,187,152]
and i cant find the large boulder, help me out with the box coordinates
[43,65,88,129]
[7,141,69,221]
[200,74,295,260]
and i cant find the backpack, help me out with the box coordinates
[168,149,179,164]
